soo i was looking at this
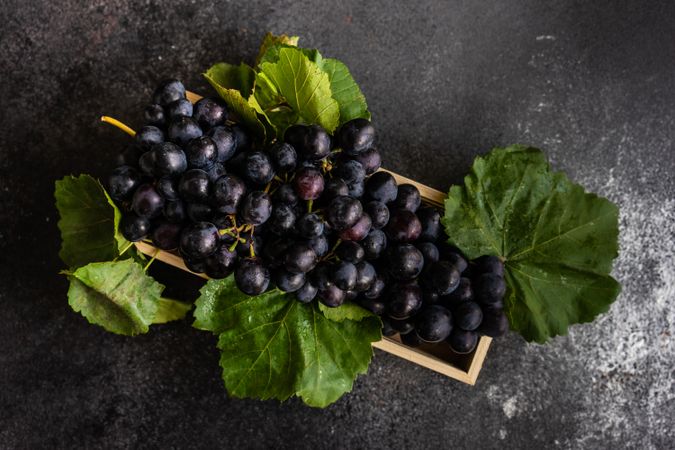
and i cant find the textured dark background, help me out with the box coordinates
[1,1,674,448]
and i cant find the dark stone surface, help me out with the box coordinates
[1,1,673,448]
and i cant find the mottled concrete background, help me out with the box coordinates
[1,1,673,448]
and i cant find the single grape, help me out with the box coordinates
[415,305,453,343]
[239,191,272,225]
[274,269,306,293]
[392,184,421,212]
[416,206,441,242]
[339,213,372,241]
[474,273,507,305]
[231,124,251,153]
[416,242,439,264]
[152,79,185,106]
[327,196,362,231]
[296,281,318,303]
[318,284,345,307]
[243,151,275,185]
[179,222,219,259]
[150,142,188,177]
[384,209,422,243]
[207,126,237,162]
[441,277,473,308]
[168,117,202,146]
[331,261,358,291]
[347,179,365,198]
[381,317,397,336]
[337,118,375,155]
[187,203,214,222]
[136,125,164,149]
[185,136,218,169]
[183,255,207,274]
[163,200,186,223]
[294,166,324,201]
[268,142,297,173]
[108,165,142,201]
[211,174,246,215]
[284,124,307,151]
[363,274,386,299]
[193,97,227,129]
[132,184,165,218]
[205,244,237,279]
[151,221,182,250]
[167,98,193,119]
[423,288,441,305]
[359,297,386,315]
[352,147,381,174]
[354,261,377,291]
[387,283,423,320]
[205,162,226,182]
[144,104,165,126]
[423,261,461,295]
[334,159,366,186]
[310,263,332,291]
[284,243,318,274]
[297,213,324,238]
[446,251,468,273]
[120,213,151,242]
[335,241,365,263]
[448,329,478,354]
[269,203,296,235]
[387,244,424,280]
[272,184,299,206]
[156,176,179,200]
[362,229,387,260]
[322,177,349,201]
[454,301,483,331]
[235,258,270,295]
[178,169,210,203]
[365,171,398,203]
[364,201,389,229]
[478,311,509,337]
[306,235,330,258]
[291,124,331,161]
[138,150,156,176]
[472,255,505,277]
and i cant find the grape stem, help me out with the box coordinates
[307,199,313,213]
[113,241,135,261]
[144,249,161,271]
[228,241,238,252]
[100,116,136,137]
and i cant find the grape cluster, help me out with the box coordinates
[108,79,508,355]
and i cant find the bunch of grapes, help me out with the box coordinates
[108,79,508,355]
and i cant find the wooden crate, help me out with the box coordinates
[134,91,492,385]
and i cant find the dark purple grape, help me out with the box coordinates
[331,261,358,291]
[268,142,297,173]
[364,201,389,229]
[416,207,441,242]
[401,330,423,347]
[354,261,377,291]
[352,147,381,174]
[168,117,202,146]
[212,174,246,215]
[478,311,509,337]
[136,125,165,149]
[442,277,473,308]
[163,200,186,223]
[387,283,423,320]
[167,98,193,119]
[205,245,237,279]
[183,255,207,274]
[294,167,324,201]
[335,160,366,186]
[347,180,365,198]
[392,184,421,212]
[423,289,441,305]
[187,203,214,222]
[387,244,424,280]
[283,124,307,151]
[152,79,185,106]
[269,204,296,235]
[108,165,142,201]
[455,301,483,331]
[284,243,318,274]
[474,273,507,305]
[448,329,478,354]
[339,214,372,241]
[473,255,505,277]
[362,229,387,260]
[423,261,461,296]
[298,213,324,238]
[231,124,251,153]
[144,104,165,126]
[206,162,226,182]
[415,305,453,343]
[235,258,270,295]
[120,213,150,242]
[274,269,306,293]
[296,281,318,303]
[156,176,179,200]
[389,317,415,334]
[138,150,156,176]
[318,284,345,307]
[179,222,219,259]
[416,242,439,264]
[185,136,218,169]
[208,126,237,162]
[150,142,188,177]
[359,297,386,315]
[307,235,329,258]
[239,191,272,225]
[337,118,375,155]
[327,196,362,231]
[193,98,227,129]
[243,151,275,185]
[335,241,365,263]
[363,274,386,299]
[446,252,468,273]
[310,263,332,291]
[287,124,331,161]
[322,177,349,201]
[365,172,397,203]
[236,232,264,258]
[272,184,299,206]
[178,169,210,203]
[132,184,164,218]
[381,318,397,336]
[151,221,182,250]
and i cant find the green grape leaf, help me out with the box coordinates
[204,63,267,142]
[321,58,370,124]
[255,32,299,66]
[442,145,621,343]
[56,175,126,269]
[253,71,299,139]
[66,259,188,336]
[259,47,339,132]
[193,278,381,407]
[258,44,323,67]
[318,302,376,322]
